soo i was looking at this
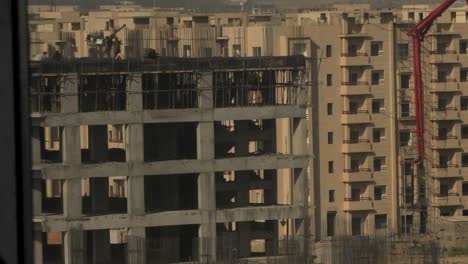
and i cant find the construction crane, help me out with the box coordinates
[87,24,127,59]
[408,0,468,164]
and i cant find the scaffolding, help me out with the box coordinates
[29,56,307,113]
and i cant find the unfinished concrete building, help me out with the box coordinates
[30,56,310,263]
[28,1,468,254]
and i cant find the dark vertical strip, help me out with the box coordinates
[0,0,31,263]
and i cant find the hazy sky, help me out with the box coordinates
[28,0,446,9]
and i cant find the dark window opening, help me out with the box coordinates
[329,190,335,203]
[326,45,332,57]
[328,161,334,173]
[327,74,332,86]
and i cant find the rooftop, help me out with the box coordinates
[29,56,306,75]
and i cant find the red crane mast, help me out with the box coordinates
[407,0,468,163]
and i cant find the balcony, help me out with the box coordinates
[343,197,374,211]
[432,164,461,178]
[372,168,388,178]
[340,82,371,95]
[434,193,462,207]
[430,79,460,93]
[339,32,370,38]
[461,165,468,176]
[429,50,459,64]
[342,139,372,153]
[216,36,229,41]
[342,168,373,182]
[340,53,370,66]
[341,110,371,124]
[400,114,416,121]
[430,107,460,121]
[460,82,468,92]
[431,136,460,149]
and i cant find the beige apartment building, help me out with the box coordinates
[29,2,468,262]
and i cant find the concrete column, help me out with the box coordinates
[60,74,83,264]
[126,124,145,216]
[61,74,79,113]
[197,122,216,263]
[126,124,144,161]
[128,175,145,216]
[92,230,111,264]
[127,73,143,112]
[88,125,108,162]
[63,178,82,219]
[32,127,43,216]
[32,179,42,216]
[127,227,146,264]
[197,72,216,263]
[126,74,146,259]
[62,126,81,219]
[198,72,213,109]
[33,231,43,264]
[292,118,308,239]
[62,126,81,163]
[64,227,85,264]
[31,126,41,165]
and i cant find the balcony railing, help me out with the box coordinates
[341,52,368,57]
[343,139,370,144]
[343,109,369,115]
[341,81,369,86]
[435,192,459,198]
[432,106,458,112]
[433,135,458,140]
[344,196,372,202]
[344,168,371,173]
[429,50,457,55]
[433,163,459,169]
[431,78,457,83]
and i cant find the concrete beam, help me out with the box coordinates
[31,105,306,127]
[35,155,309,179]
[215,205,305,223]
[35,205,305,232]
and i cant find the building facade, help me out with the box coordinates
[30,56,310,263]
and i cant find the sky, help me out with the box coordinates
[28,0,449,10]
